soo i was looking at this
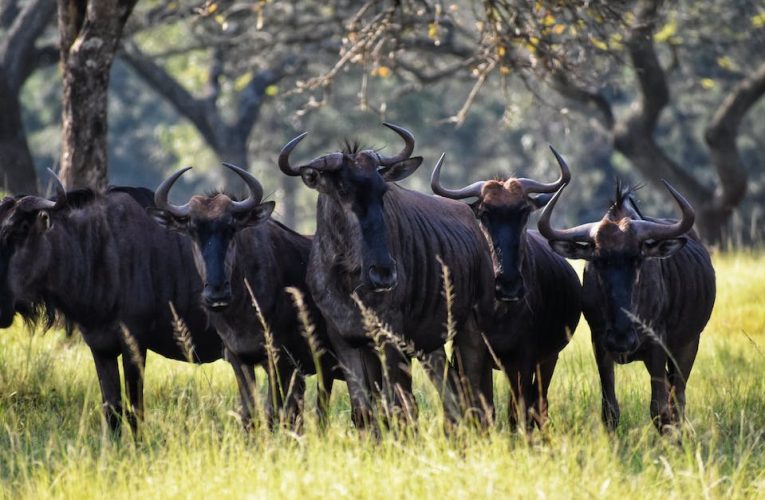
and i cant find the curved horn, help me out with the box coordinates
[221,162,264,213]
[631,180,695,241]
[278,132,308,176]
[537,183,596,242]
[155,167,192,218]
[430,153,485,200]
[46,168,67,207]
[516,145,572,194]
[377,123,415,166]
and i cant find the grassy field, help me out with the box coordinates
[1,252,764,498]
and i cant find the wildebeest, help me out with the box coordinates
[277,123,495,427]
[0,176,223,434]
[538,171,715,434]
[430,147,581,429]
[151,163,339,428]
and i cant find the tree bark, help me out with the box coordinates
[0,0,57,194]
[550,0,765,243]
[57,0,137,190]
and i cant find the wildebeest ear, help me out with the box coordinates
[234,201,275,227]
[549,240,595,260]
[379,156,423,182]
[528,193,553,210]
[146,207,189,232]
[36,211,52,232]
[641,237,686,259]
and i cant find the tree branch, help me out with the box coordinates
[705,60,765,209]
[120,41,220,150]
[1,0,56,92]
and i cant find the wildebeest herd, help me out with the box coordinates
[0,124,715,437]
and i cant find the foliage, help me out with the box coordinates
[1,253,765,497]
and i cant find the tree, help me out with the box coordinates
[0,0,57,194]
[58,0,138,190]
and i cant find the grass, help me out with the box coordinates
[1,252,765,498]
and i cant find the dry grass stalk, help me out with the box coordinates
[169,301,195,364]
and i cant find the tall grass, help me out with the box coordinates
[0,252,764,498]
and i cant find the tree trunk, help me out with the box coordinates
[57,0,137,190]
[0,72,37,194]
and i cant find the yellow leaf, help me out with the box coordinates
[265,85,279,97]
[428,23,439,40]
[497,45,506,57]
[542,14,555,26]
[214,14,225,25]
[499,66,511,75]
[752,13,765,28]
[717,56,736,71]
[591,37,608,51]
[552,24,566,35]
[654,18,677,43]
[234,73,252,92]
[375,66,392,78]
[700,78,716,89]
[206,2,218,15]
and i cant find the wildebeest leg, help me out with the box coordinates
[530,355,558,429]
[667,339,699,426]
[227,350,258,430]
[122,345,146,438]
[593,337,620,431]
[382,343,416,425]
[421,347,461,423]
[645,345,672,435]
[450,318,494,426]
[326,326,376,429]
[271,357,306,432]
[316,368,335,429]
[90,350,123,434]
[506,361,533,431]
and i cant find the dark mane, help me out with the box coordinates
[56,188,99,209]
[341,139,363,155]
[608,178,644,219]
[107,186,156,208]
[203,189,242,201]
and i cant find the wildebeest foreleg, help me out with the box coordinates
[667,339,699,425]
[506,361,533,431]
[450,320,494,426]
[594,337,620,431]
[528,355,558,429]
[645,346,673,434]
[90,350,123,434]
[227,351,258,430]
[382,343,416,425]
[269,358,306,432]
[122,346,146,438]
[326,326,377,429]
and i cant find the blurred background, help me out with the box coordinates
[2,0,764,242]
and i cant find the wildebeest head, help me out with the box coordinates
[430,146,570,302]
[278,123,423,292]
[0,172,67,327]
[538,164,694,356]
[151,163,274,311]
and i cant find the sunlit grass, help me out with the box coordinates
[1,252,765,498]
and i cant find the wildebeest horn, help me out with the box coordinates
[278,132,308,176]
[221,162,263,213]
[46,168,67,207]
[377,123,415,166]
[631,180,695,242]
[430,153,485,199]
[537,183,596,242]
[517,146,572,194]
[155,167,192,218]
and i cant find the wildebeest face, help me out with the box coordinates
[538,171,693,357]
[152,164,274,311]
[278,123,422,293]
[430,148,568,302]
[303,152,422,292]
[0,196,59,327]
